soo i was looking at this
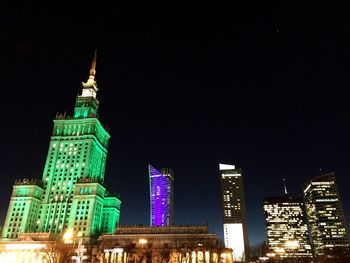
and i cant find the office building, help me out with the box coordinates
[219,164,249,262]
[263,192,313,260]
[303,172,350,256]
[149,165,174,227]
[2,52,121,239]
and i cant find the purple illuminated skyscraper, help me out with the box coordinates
[149,164,174,227]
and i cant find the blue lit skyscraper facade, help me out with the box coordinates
[149,165,174,227]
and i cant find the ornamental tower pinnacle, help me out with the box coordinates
[75,50,100,118]
[81,49,98,97]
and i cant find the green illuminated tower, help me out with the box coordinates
[2,51,121,239]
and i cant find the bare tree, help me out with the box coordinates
[40,240,76,263]
[41,241,60,263]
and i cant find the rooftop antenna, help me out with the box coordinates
[283,178,288,195]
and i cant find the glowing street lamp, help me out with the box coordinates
[63,229,87,263]
[63,229,74,244]
[139,238,147,249]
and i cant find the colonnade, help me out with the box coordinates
[100,249,232,263]
[102,248,127,263]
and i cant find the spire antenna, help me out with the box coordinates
[82,49,98,92]
[89,49,97,80]
[283,178,288,195]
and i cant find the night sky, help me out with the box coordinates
[1,1,350,246]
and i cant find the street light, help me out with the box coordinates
[138,239,148,263]
[63,229,74,244]
[139,239,148,249]
[63,229,87,263]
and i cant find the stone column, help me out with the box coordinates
[105,251,110,263]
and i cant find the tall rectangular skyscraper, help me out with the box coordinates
[149,165,174,227]
[263,195,312,260]
[303,172,350,256]
[220,164,249,262]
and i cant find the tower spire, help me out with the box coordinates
[89,49,97,80]
[75,51,100,117]
[82,49,98,93]
[283,178,288,195]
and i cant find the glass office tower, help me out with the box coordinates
[220,164,249,262]
[263,195,312,260]
[303,172,350,256]
[149,164,174,227]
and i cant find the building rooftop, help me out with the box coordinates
[115,225,209,235]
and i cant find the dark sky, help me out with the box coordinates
[1,1,350,245]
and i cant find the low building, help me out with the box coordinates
[0,233,59,263]
[0,232,91,263]
[96,225,233,263]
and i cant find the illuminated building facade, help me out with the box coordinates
[0,233,56,263]
[219,164,249,262]
[98,225,233,263]
[2,52,121,239]
[149,165,174,227]
[263,195,313,260]
[303,172,350,256]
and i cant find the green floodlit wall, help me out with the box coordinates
[2,184,43,239]
[68,182,106,236]
[101,197,121,234]
[38,113,111,235]
[2,77,122,239]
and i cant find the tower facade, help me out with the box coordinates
[2,52,121,239]
[263,196,312,259]
[219,164,249,262]
[149,164,174,227]
[303,172,350,256]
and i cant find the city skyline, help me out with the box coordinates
[2,1,350,247]
[1,50,350,245]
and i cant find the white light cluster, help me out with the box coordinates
[224,223,245,261]
[5,243,46,250]
[219,164,236,170]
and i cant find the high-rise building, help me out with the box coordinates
[263,182,313,260]
[2,52,121,239]
[149,164,174,227]
[219,164,249,262]
[303,172,350,256]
